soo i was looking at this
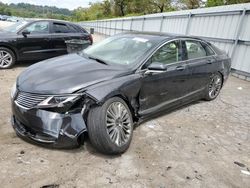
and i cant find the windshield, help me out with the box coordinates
[83,35,157,66]
[3,21,28,33]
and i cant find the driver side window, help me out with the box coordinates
[142,40,181,69]
[24,21,49,34]
[151,40,181,65]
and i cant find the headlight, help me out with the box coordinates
[10,82,17,99]
[37,95,81,109]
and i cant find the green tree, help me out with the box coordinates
[102,0,112,17]
[113,0,129,16]
[180,0,202,9]
[226,0,250,4]
[150,0,171,13]
[206,0,224,7]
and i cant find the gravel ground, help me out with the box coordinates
[0,32,250,188]
[0,21,14,29]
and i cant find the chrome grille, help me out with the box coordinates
[15,92,48,109]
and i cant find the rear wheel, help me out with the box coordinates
[87,97,133,154]
[204,73,222,101]
[0,47,16,69]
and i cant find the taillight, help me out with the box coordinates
[89,35,93,44]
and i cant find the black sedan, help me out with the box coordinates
[0,19,92,69]
[11,32,231,154]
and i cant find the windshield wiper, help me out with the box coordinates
[88,56,108,65]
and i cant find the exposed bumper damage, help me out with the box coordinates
[11,101,87,148]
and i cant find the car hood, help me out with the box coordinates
[17,54,130,94]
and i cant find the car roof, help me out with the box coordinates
[121,31,208,43]
[25,18,75,25]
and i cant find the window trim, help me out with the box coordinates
[52,22,72,34]
[72,24,87,33]
[151,40,182,66]
[201,41,216,56]
[18,20,51,35]
[138,39,185,71]
[182,39,217,61]
[183,40,207,61]
[180,38,217,55]
[137,38,218,72]
[67,24,79,33]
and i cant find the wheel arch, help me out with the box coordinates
[218,71,224,87]
[86,91,139,123]
[0,44,18,60]
[109,94,139,123]
[84,75,142,122]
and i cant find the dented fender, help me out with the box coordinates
[84,73,142,113]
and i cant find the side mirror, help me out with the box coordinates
[145,62,167,75]
[22,30,30,37]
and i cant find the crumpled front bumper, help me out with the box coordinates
[11,100,87,148]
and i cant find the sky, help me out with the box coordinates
[1,0,100,10]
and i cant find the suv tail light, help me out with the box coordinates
[89,35,93,44]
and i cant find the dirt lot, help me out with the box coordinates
[0,32,250,188]
[0,20,14,29]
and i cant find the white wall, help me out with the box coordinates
[80,3,250,76]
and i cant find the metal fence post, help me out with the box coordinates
[185,12,192,35]
[95,20,98,32]
[109,21,111,36]
[142,17,145,31]
[98,21,100,33]
[105,20,108,35]
[130,18,133,31]
[103,21,105,35]
[122,19,124,32]
[114,20,117,34]
[231,8,246,59]
[102,21,104,34]
[159,16,164,32]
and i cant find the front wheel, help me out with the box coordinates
[204,73,223,101]
[0,47,16,69]
[87,97,134,154]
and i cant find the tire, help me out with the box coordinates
[204,72,223,101]
[87,97,134,155]
[0,47,16,69]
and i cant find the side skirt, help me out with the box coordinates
[137,87,205,119]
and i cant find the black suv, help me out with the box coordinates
[0,19,92,69]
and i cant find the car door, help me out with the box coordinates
[183,39,217,93]
[16,21,53,61]
[138,40,191,116]
[49,22,71,56]
[50,22,90,56]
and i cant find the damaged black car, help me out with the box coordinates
[11,32,231,154]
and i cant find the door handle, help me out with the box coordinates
[176,66,185,71]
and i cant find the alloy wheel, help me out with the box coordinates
[106,102,132,147]
[0,50,13,68]
[208,74,222,99]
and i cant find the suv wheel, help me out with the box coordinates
[0,47,16,69]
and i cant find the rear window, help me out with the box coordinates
[202,42,215,56]
[67,24,79,33]
[185,40,206,60]
[53,23,70,33]
[72,24,87,33]
[210,44,223,55]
